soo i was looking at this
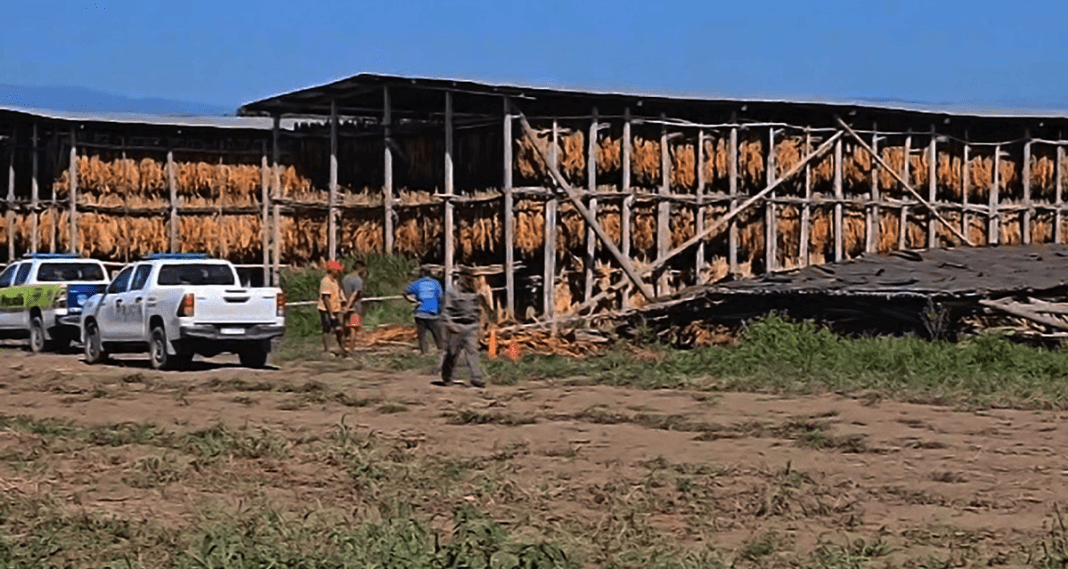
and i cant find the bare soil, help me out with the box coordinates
[1,345,1066,564]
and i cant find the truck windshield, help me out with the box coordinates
[157,264,235,286]
[37,262,106,282]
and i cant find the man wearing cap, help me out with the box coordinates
[438,268,493,388]
[404,265,443,355]
[341,260,367,350]
[319,260,348,357]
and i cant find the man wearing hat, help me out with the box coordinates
[404,265,444,355]
[318,260,348,357]
[437,267,493,388]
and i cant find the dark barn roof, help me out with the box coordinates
[238,73,1068,139]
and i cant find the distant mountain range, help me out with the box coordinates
[0,84,233,116]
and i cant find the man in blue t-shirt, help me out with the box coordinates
[404,266,444,355]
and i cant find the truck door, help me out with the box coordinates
[118,264,153,339]
[98,266,133,341]
[0,263,22,331]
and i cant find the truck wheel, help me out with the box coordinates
[238,342,270,369]
[150,326,179,371]
[29,316,46,354]
[84,322,108,364]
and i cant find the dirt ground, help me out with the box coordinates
[1,343,1067,565]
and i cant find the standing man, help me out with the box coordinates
[341,260,366,350]
[404,265,443,355]
[438,268,493,388]
[318,260,348,358]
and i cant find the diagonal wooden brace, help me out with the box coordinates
[512,105,656,301]
[835,116,973,247]
[570,129,845,316]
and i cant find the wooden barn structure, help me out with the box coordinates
[238,73,1068,324]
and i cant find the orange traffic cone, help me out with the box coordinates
[488,327,498,360]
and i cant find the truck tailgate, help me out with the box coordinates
[190,287,279,324]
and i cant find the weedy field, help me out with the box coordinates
[3,318,1068,568]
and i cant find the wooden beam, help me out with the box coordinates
[30,123,38,254]
[900,133,911,250]
[329,98,339,260]
[658,114,670,294]
[1023,132,1032,244]
[584,108,598,304]
[68,128,78,255]
[927,126,937,248]
[261,142,269,284]
[383,85,394,254]
[621,108,633,310]
[799,128,811,265]
[962,135,971,246]
[990,144,1000,245]
[867,124,879,253]
[833,135,843,262]
[445,91,455,292]
[6,126,14,261]
[728,118,739,274]
[168,149,178,252]
[835,118,973,246]
[766,127,777,272]
[272,115,282,286]
[1057,134,1065,244]
[543,119,557,318]
[981,298,1068,332]
[503,98,515,319]
[695,129,706,282]
[514,110,655,301]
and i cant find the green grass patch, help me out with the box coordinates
[485,314,1068,410]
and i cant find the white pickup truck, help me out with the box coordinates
[80,254,286,370]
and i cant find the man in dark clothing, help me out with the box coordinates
[404,266,443,355]
[341,260,366,350]
[438,268,493,388]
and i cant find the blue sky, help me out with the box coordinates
[4,0,1067,111]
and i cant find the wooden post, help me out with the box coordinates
[503,98,515,318]
[989,144,1000,245]
[833,135,843,262]
[383,85,394,254]
[728,118,739,274]
[68,127,78,254]
[867,125,879,253]
[542,119,557,319]
[168,149,177,252]
[657,115,670,294]
[766,128,777,272]
[927,126,937,248]
[900,133,911,250]
[962,136,971,245]
[799,128,811,265]
[444,91,455,292]
[1023,131,1032,245]
[30,123,38,254]
[217,156,225,259]
[329,98,339,261]
[1057,134,1064,244]
[621,108,632,310]
[695,129,705,282]
[584,108,598,304]
[7,126,14,261]
[261,142,270,284]
[272,115,282,286]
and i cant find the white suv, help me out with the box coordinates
[0,254,110,352]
